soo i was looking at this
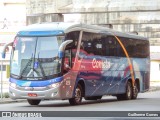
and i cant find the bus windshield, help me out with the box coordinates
[11,36,64,79]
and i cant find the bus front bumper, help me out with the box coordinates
[9,85,63,100]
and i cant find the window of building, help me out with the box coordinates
[0,65,6,71]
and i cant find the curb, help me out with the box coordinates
[0,99,26,104]
[149,86,160,92]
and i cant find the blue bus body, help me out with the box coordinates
[6,22,149,105]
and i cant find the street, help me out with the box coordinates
[0,90,160,111]
[0,90,160,119]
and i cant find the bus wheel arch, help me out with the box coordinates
[69,80,85,105]
[117,79,133,100]
[78,80,85,97]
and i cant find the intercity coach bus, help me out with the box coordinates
[2,22,150,105]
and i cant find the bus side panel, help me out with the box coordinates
[73,56,150,97]
[61,70,79,99]
[132,58,150,92]
[143,72,150,91]
[79,55,132,97]
[103,57,136,95]
[78,55,103,97]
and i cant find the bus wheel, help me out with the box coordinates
[117,81,132,100]
[27,99,41,105]
[132,82,139,99]
[69,84,83,105]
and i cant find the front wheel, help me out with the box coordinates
[27,99,41,105]
[69,84,83,105]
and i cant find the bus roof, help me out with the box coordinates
[17,22,148,40]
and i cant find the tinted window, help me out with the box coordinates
[81,32,105,56]
[120,37,149,58]
[65,31,80,49]
[103,36,125,57]
[104,36,116,56]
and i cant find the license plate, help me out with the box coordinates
[28,93,37,97]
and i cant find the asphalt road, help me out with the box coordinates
[0,90,160,120]
[1,90,160,111]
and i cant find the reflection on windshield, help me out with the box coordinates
[11,36,63,79]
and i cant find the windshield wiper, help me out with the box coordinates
[37,52,47,79]
[19,53,33,79]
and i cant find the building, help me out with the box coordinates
[26,0,160,46]
[0,0,26,93]
[0,0,26,45]
[150,48,160,82]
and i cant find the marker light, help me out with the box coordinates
[49,83,60,88]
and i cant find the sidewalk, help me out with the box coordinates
[0,82,160,104]
[149,81,160,91]
[0,98,26,104]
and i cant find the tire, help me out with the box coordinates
[117,81,132,100]
[132,82,139,99]
[27,99,41,105]
[85,96,102,100]
[69,84,83,105]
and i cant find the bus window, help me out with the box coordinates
[64,50,71,73]
[93,39,103,56]
[116,40,125,57]
[105,36,117,56]
[81,32,104,56]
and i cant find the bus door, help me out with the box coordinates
[61,49,77,98]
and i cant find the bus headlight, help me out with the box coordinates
[10,83,17,88]
[49,83,60,89]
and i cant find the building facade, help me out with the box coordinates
[25,0,160,82]
[0,0,26,45]
[1,0,160,84]
[26,0,160,46]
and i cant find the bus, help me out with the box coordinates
[2,22,150,105]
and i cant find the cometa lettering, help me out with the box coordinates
[92,58,111,69]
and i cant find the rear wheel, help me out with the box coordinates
[27,99,41,105]
[132,82,139,99]
[117,81,132,100]
[69,84,83,105]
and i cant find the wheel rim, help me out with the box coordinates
[75,87,81,102]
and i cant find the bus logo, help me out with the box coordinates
[92,58,111,69]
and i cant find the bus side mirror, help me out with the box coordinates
[1,42,13,59]
[58,40,73,59]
